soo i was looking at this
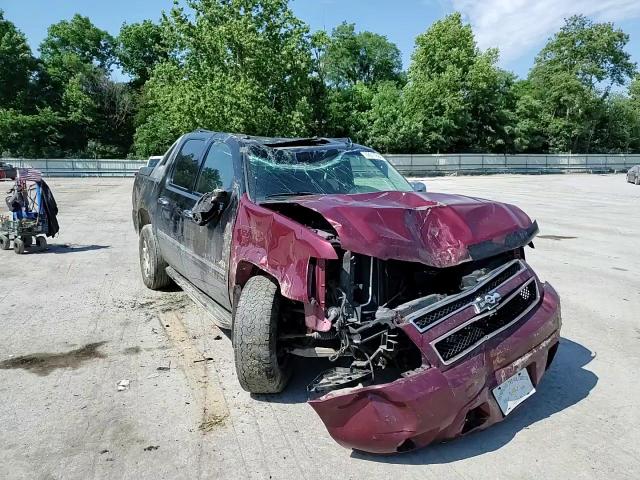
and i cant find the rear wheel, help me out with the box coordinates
[139,225,171,290]
[635,176,639,185]
[14,238,25,255]
[0,234,10,250]
[36,236,47,251]
[233,276,292,394]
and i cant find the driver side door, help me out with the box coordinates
[182,139,240,309]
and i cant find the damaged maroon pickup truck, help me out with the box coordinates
[132,131,561,454]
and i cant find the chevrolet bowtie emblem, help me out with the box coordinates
[473,292,502,314]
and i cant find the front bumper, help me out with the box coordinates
[309,282,561,454]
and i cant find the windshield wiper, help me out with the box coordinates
[264,191,317,199]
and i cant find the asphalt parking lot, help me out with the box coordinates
[0,174,639,480]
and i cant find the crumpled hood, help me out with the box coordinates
[267,191,537,268]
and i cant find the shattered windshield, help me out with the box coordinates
[245,145,412,201]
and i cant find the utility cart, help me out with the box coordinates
[0,217,48,254]
[1,170,53,254]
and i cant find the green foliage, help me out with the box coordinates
[29,14,135,157]
[0,108,64,157]
[1,4,640,158]
[117,20,170,87]
[523,15,637,153]
[404,13,516,152]
[322,22,403,87]
[134,0,314,156]
[40,14,115,85]
[0,10,37,110]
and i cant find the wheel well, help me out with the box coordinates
[233,261,305,333]
[138,209,151,233]
[234,261,279,291]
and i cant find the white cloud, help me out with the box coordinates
[449,0,640,62]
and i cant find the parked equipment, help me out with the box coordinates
[1,169,58,254]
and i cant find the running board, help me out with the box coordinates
[165,266,232,330]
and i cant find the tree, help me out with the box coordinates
[323,81,374,142]
[31,14,136,157]
[134,0,314,156]
[322,22,403,87]
[117,20,170,87]
[525,15,637,152]
[40,14,115,85]
[363,81,421,153]
[61,69,137,156]
[592,94,640,153]
[0,108,64,157]
[404,13,515,152]
[0,10,37,109]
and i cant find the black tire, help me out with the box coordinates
[0,234,10,250]
[36,236,47,251]
[139,225,171,290]
[14,238,25,255]
[233,276,292,394]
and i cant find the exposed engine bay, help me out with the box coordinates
[282,246,527,398]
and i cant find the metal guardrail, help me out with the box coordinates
[385,153,640,176]
[2,154,639,177]
[2,158,147,177]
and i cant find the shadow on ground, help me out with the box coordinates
[46,244,111,254]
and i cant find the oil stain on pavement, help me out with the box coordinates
[0,341,107,376]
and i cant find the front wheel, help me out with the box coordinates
[139,225,171,290]
[14,238,25,255]
[233,276,292,394]
[635,177,639,185]
[0,234,10,250]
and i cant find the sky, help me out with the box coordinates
[2,0,640,79]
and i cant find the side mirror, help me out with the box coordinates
[410,181,427,193]
[192,189,230,226]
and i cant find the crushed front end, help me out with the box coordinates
[299,250,561,454]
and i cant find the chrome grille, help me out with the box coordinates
[411,260,524,332]
[433,279,539,364]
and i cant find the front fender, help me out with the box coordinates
[229,194,338,304]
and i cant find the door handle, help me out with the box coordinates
[157,197,169,206]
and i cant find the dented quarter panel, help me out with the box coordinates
[279,191,536,268]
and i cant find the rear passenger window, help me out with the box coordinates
[195,143,235,194]
[171,139,205,190]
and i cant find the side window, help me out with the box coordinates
[171,139,205,190]
[195,142,235,194]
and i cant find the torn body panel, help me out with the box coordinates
[310,283,561,454]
